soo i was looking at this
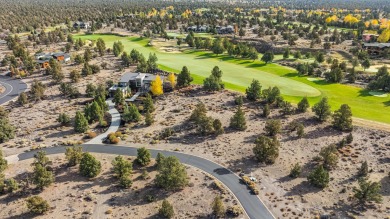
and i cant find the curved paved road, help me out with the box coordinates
[0,75,27,105]
[13,144,274,219]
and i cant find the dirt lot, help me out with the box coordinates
[0,47,128,157]
[0,154,243,219]
[119,87,390,219]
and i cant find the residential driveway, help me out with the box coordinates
[84,98,121,144]
[0,75,27,105]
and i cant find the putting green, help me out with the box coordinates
[76,34,320,97]
[74,34,390,124]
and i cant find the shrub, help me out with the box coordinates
[26,196,50,215]
[289,163,301,178]
[234,96,243,106]
[57,113,70,125]
[227,205,244,217]
[159,200,174,218]
[65,146,83,166]
[319,144,339,170]
[346,133,353,144]
[264,119,281,136]
[18,92,28,105]
[212,196,225,218]
[213,119,224,135]
[86,131,97,139]
[262,104,270,118]
[297,124,305,138]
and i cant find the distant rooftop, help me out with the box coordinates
[120,72,164,83]
[363,43,390,48]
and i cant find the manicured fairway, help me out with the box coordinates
[75,34,320,97]
[74,34,390,124]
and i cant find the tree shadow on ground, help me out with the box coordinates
[380,176,390,196]
[225,156,262,174]
[3,211,34,219]
[304,125,341,140]
[383,100,390,107]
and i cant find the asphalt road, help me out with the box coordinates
[0,75,27,105]
[16,144,275,219]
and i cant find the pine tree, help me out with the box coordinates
[332,104,353,131]
[122,104,141,123]
[319,144,339,170]
[113,89,124,106]
[155,156,188,190]
[353,178,382,206]
[96,38,106,56]
[112,155,133,188]
[253,135,279,164]
[79,153,101,178]
[143,94,155,112]
[145,111,154,126]
[32,151,54,190]
[74,111,89,133]
[246,79,262,101]
[230,107,247,131]
[312,97,332,122]
[358,161,369,177]
[307,165,329,188]
[136,147,151,166]
[177,66,193,87]
[213,119,224,135]
[297,96,310,113]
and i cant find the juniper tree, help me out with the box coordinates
[246,79,262,101]
[332,104,353,132]
[312,97,332,122]
[307,165,329,188]
[230,107,247,131]
[253,135,279,164]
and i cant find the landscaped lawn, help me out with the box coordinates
[74,33,390,124]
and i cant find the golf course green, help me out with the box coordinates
[74,33,390,124]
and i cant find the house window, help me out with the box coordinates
[136,80,141,87]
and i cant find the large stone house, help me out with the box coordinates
[109,72,170,101]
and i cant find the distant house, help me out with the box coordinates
[216,25,234,34]
[187,25,208,33]
[109,72,171,101]
[73,22,90,29]
[35,52,71,68]
[362,43,390,57]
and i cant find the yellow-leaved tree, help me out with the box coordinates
[378,29,390,43]
[167,73,176,88]
[151,75,163,96]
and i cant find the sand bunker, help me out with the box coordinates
[307,77,321,81]
[369,91,388,97]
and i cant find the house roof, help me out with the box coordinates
[119,72,165,83]
[363,43,390,48]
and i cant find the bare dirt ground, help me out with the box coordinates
[0,44,126,157]
[0,154,244,219]
[119,87,390,219]
[0,84,5,94]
